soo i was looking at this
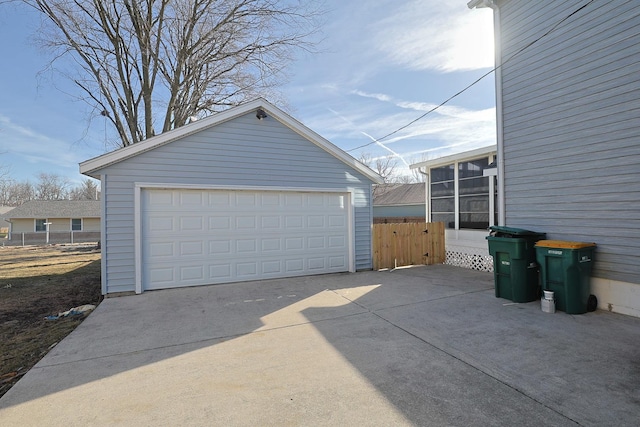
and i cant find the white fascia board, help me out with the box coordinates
[80,98,383,184]
[409,145,497,170]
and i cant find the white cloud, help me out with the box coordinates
[297,87,496,175]
[0,114,99,182]
[372,0,494,72]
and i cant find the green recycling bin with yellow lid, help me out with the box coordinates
[535,240,597,314]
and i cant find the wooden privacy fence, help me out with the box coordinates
[373,222,445,270]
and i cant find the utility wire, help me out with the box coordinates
[347,0,596,153]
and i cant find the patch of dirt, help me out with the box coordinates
[0,244,102,398]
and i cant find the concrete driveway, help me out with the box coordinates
[1,265,639,426]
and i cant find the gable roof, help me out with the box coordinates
[80,98,383,183]
[373,183,425,206]
[4,200,101,219]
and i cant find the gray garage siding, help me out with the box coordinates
[96,112,374,294]
[498,0,640,284]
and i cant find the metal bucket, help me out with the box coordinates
[541,290,555,313]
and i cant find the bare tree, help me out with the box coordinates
[0,180,35,206]
[35,172,70,200]
[69,178,100,200]
[19,0,323,147]
[359,153,399,184]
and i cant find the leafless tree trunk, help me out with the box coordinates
[21,0,322,147]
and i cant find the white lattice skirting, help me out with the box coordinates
[445,249,494,272]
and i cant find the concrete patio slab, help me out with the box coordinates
[1,265,638,426]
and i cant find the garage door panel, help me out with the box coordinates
[148,191,174,206]
[180,191,204,206]
[180,265,204,281]
[261,238,281,251]
[210,264,232,280]
[261,216,281,229]
[262,260,282,274]
[209,216,231,230]
[285,259,304,272]
[308,236,325,249]
[210,240,231,254]
[149,241,174,257]
[329,235,346,248]
[285,237,304,250]
[308,257,327,270]
[180,216,203,231]
[236,262,258,277]
[285,216,304,228]
[236,239,257,253]
[142,189,350,290]
[180,241,203,256]
[329,256,347,268]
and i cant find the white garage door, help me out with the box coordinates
[141,188,351,290]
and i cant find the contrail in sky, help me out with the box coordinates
[326,107,409,167]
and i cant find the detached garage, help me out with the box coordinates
[80,99,382,294]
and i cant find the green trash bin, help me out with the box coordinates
[535,240,597,314]
[486,226,546,303]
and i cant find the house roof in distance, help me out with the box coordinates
[4,200,101,219]
[373,183,425,206]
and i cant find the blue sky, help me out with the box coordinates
[0,1,495,185]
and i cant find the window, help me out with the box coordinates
[430,164,455,228]
[71,218,82,231]
[459,158,489,230]
[35,219,47,232]
[429,156,495,230]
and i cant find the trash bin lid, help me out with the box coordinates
[489,226,545,237]
[535,240,596,249]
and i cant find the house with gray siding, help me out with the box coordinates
[80,98,382,295]
[469,0,640,317]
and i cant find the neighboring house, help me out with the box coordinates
[0,206,14,236]
[373,183,425,223]
[4,200,100,245]
[469,0,640,317]
[80,98,383,295]
[411,146,497,272]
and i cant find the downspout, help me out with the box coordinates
[468,0,504,225]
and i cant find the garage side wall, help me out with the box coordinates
[95,113,374,294]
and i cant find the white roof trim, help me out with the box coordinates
[80,98,383,183]
[409,145,497,169]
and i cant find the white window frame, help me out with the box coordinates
[71,218,83,231]
[426,154,497,231]
[35,218,47,232]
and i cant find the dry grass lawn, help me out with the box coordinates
[0,244,102,399]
